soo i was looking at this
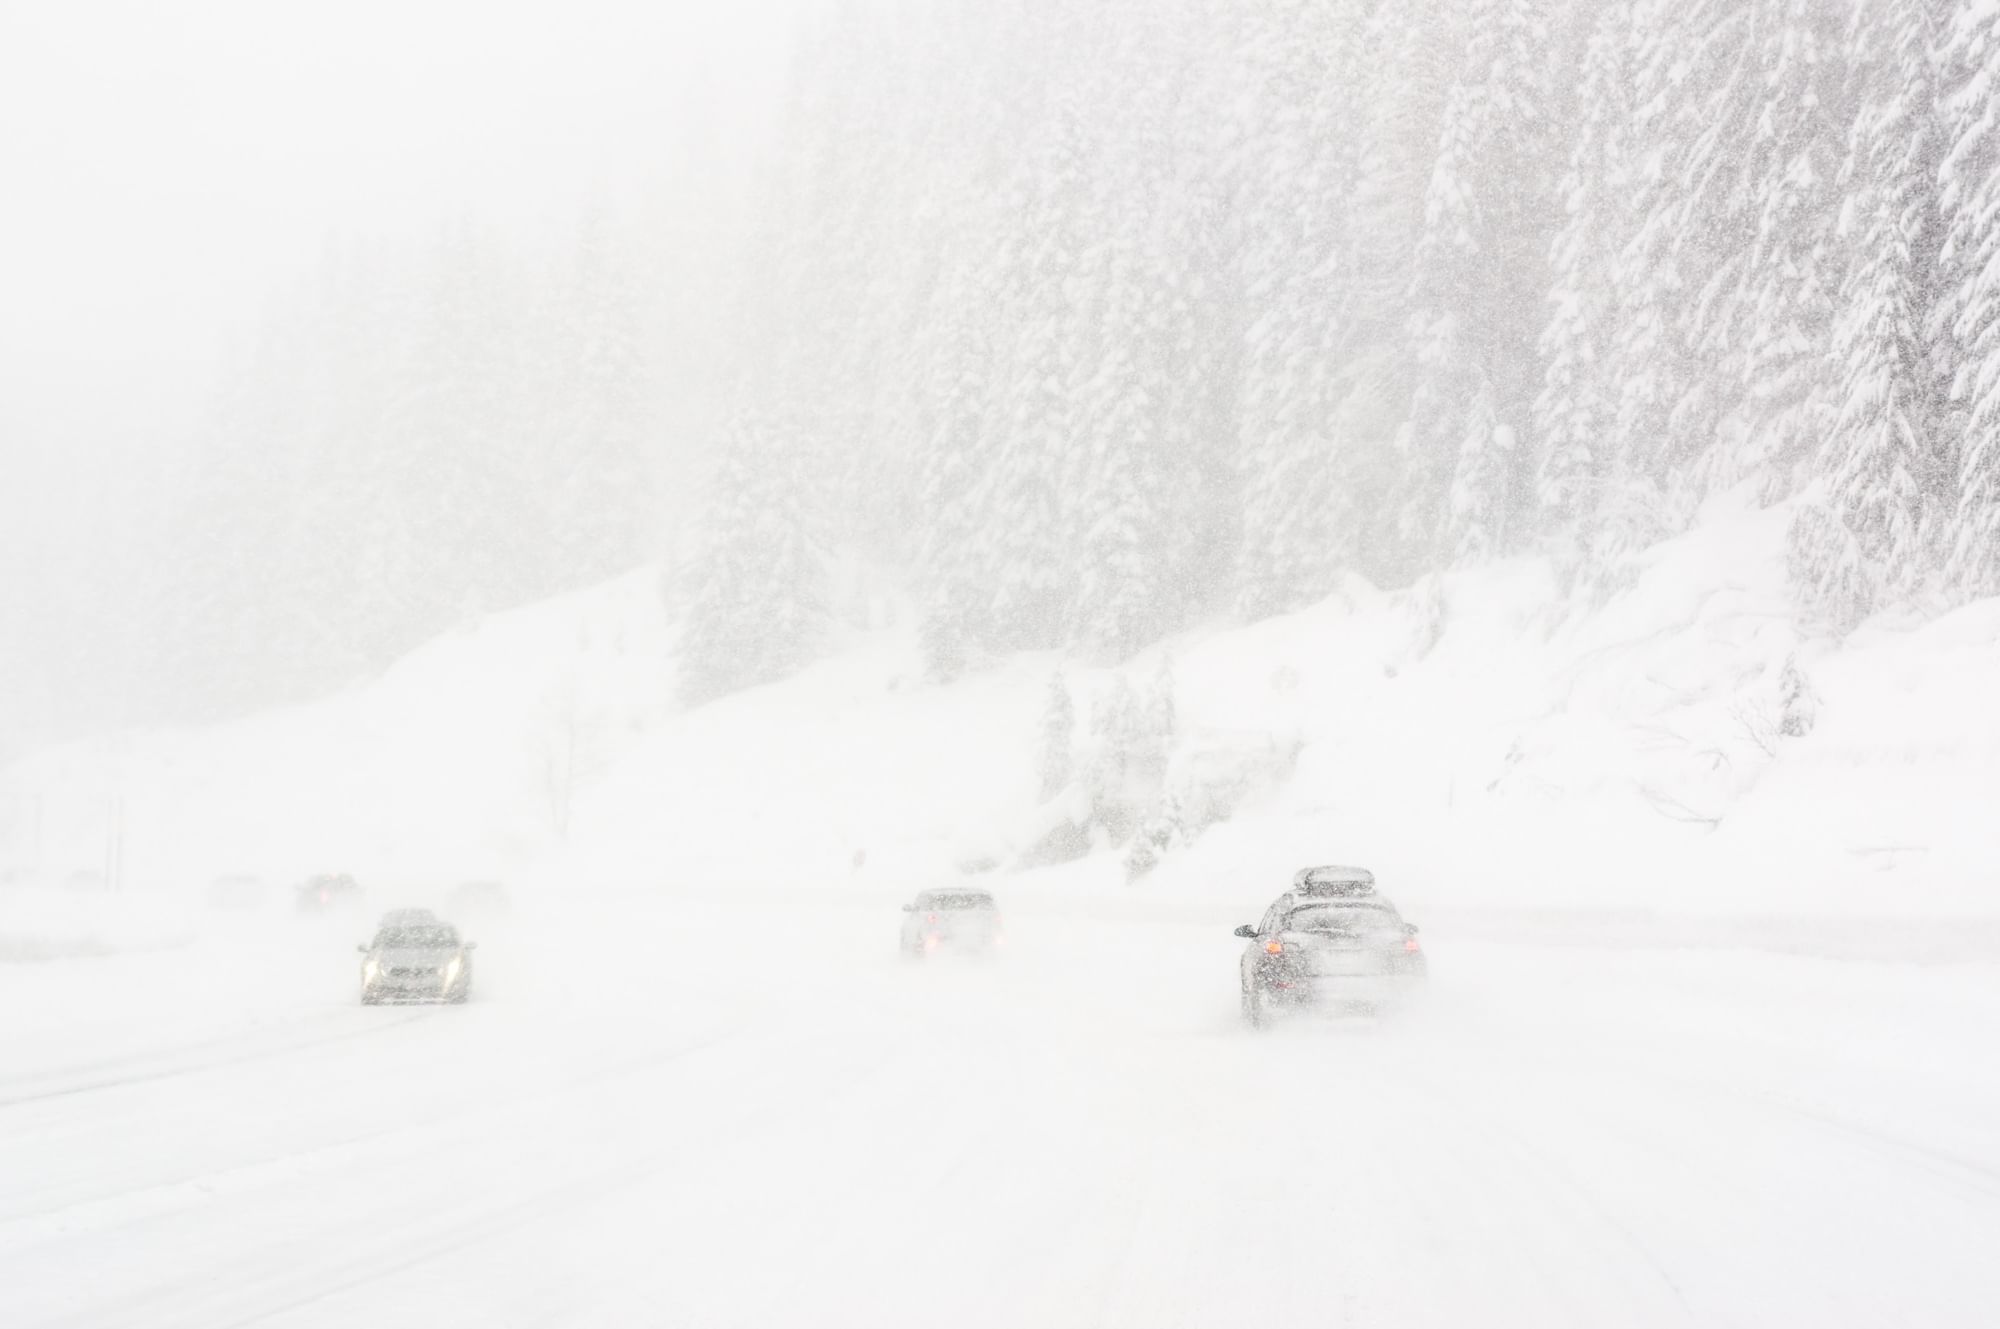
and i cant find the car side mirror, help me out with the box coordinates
[464,941,478,950]
[355,944,368,954]
[1233,924,1257,939]
[1404,923,1419,935]
[901,903,915,912]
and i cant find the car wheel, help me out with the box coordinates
[448,987,469,1005]
[361,989,379,1006]
[1242,985,1269,1030]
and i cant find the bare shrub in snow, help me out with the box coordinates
[1731,697,1783,761]
[1779,655,1818,738]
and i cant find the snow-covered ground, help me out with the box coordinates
[4,499,1999,1325]
[3,882,1997,1328]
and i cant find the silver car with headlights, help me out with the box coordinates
[358,917,475,1004]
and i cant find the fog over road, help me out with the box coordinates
[4,887,1996,1328]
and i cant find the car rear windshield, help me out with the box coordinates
[375,926,458,949]
[1283,905,1397,933]
[919,893,994,910]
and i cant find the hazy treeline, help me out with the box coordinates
[683,0,2000,699]
[12,0,2000,750]
[162,218,662,703]
[4,216,685,751]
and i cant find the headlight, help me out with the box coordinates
[362,958,380,980]
[442,957,462,985]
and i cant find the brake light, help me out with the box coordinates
[1264,940,1284,955]
[926,913,939,925]
[1404,936,1421,953]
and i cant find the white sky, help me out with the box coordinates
[0,0,803,464]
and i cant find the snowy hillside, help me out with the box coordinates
[20,3,2000,768]
[1,570,673,897]
[589,496,2000,927]
[8,498,1994,939]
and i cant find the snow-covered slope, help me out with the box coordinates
[1,569,673,895]
[563,497,2000,935]
[4,498,1995,934]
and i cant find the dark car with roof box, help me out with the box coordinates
[1235,865,1424,1025]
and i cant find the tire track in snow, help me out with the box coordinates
[0,1020,738,1234]
[0,1009,435,1110]
[1609,1062,2000,1205]
[29,1019,914,1329]
[1368,1054,1696,1326]
[1486,1035,2000,1206]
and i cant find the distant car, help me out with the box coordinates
[449,879,509,918]
[358,916,474,1004]
[297,873,362,913]
[1236,868,1424,1026]
[901,888,1004,957]
[208,873,265,910]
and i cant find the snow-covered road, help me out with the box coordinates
[5,888,1997,1328]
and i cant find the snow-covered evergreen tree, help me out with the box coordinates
[1533,1,1640,567]
[1397,0,1563,568]
[973,49,1095,653]
[1790,0,1950,629]
[1731,0,1851,502]
[1937,0,2000,598]
[1082,672,1148,839]
[677,416,827,705]
[1037,668,1075,800]
[1146,652,1177,748]
[1604,0,1740,515]
[544,212,657,580]
[913,254,999,682]
[1231,0,1375,616]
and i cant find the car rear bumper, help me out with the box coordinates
[363,981,466,1003]
[1264,971,1423,1010]
[906,931,1000,950]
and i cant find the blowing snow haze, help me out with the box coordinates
[0,0,797,753]
[3,3,2000,1327]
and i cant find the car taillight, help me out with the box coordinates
[1264,940,1284,955]
[1405,936,1421,953]
[926,913,939,925]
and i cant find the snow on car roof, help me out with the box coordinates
[1285,899,1394,916]
[1293,865,1375,888]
